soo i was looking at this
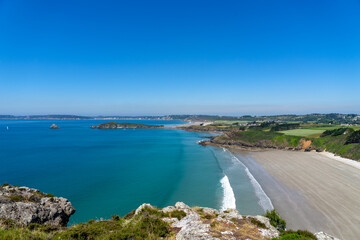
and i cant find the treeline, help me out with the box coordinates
[271,124,300,131]
[320,127,360,145]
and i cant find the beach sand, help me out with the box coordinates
[232,150,360,240]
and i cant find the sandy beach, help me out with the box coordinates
[232,150,360,240]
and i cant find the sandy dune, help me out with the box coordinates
[232,150,360,240]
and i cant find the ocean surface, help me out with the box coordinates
[0,119,271,225]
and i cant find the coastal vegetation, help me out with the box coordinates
[1,185,285,239]
[274,230,317,240]
[185,121,360,160]
[264,210,286,232]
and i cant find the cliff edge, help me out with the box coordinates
[0,184,75,227]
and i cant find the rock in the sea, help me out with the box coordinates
[49,124,60,129]
[0,184,75,226]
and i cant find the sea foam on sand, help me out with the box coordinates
[319,151,360,170]
[220,175,236,210]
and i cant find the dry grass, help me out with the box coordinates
[209,218,265,240]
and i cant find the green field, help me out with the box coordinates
[279,129,325,137]
[214,120,249,125]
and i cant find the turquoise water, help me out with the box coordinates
[0,119,267,224]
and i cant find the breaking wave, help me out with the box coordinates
[220,175,236,210]
[223,148,274,212]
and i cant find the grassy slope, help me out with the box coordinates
[215,130,303,149]
[0,208,179,240]
[210,128,360,161]
[0,206,283,240]
[312,134,360,160]
[280,129,325,137]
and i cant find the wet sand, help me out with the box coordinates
[232,150,360,240]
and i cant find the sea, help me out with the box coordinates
[0,119,272,225]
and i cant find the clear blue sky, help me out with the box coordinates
[1,0,359,116]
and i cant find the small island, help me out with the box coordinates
[49,124,60,129]
[90,122,164,129]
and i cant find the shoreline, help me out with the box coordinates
[230,148,360,240]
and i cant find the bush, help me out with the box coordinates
[264,210,286,231]
[274,230,317,240]
[321,128,353,137]
[346,130,360,144]
[111,215,120,221]
[271,124,300,131]
[140,207,186,220]
[8,195,24,202]
[249,217,267,229]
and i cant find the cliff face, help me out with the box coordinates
[0,184,75,226]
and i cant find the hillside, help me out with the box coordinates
[183,123,360,161]
[0,184,338,240]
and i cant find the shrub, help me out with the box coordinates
[124,209,135,219]
[274,230,317,240]
[321,128,353,137]
[140,207,186,220]
[111,215,120,221]
[346,130,360,144]
[264,210,286,231]
[8,195,24,202]
[249,217,267,229]
[271,124,300,131]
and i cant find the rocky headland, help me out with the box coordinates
[199,132,319,152]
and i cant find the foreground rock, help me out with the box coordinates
[0,185,339,239]
[0,184,75,226]
[136,202,280,239]
[315,232,341,240]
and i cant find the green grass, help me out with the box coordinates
[273,230,317,240]
[264,210,286,232]
[301,124,360,131]
[214,120,249,125]
[0,207,177,240]
[279,129,325,137]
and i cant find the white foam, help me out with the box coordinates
[318,151,360,170]
[223,148,274,212]
[220,175,236,210]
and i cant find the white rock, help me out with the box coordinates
[134,203,153,215]
[315,232,340,240]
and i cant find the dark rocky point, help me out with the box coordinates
[49,124,60,129]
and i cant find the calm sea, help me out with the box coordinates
[0,119,270,225]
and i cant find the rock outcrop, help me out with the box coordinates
[135,202,280,239]
[0,184,75,226]
[315,232,340,240]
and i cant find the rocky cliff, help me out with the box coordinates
[0,184,75,226]
[0,185,339,240]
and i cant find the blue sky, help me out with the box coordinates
[1,0,359,115]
